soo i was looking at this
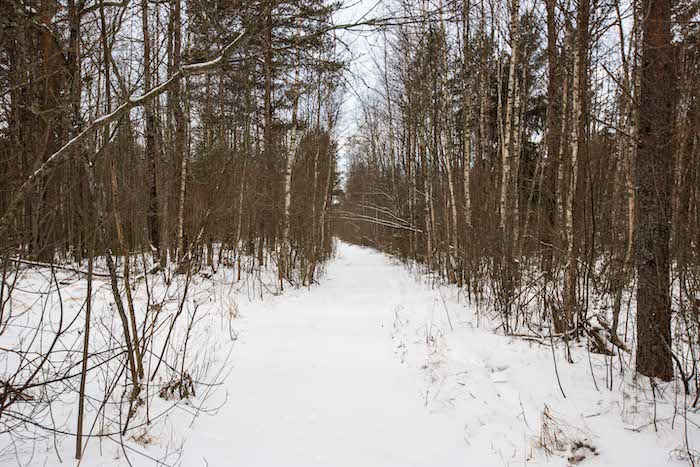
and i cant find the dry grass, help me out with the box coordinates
[534,405,598,465]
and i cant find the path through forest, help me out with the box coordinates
[175,243,686,467]
[180,243,467,466]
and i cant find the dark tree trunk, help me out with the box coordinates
[142,0,162,262]
[544,0,562,332]
[636,0,675,381]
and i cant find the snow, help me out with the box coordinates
[3,242,699,466]
[179,244,465,467]
[172,242,700,466]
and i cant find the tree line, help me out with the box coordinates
[0,0,342,285]
[0,0,344,460]
[338,0,699,385]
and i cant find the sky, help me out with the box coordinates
[332,0,388,176]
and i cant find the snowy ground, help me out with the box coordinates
[177,243,699,466]
[5,242,700,466]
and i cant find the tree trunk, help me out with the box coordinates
[141,0,162,264]
[544,0,563,331]
[281,64,300,286]
[636,0,675,381]
[173,0,188,265]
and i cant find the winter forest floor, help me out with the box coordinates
[8,242,700,466]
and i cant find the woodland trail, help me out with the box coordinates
[180,243,467,466]
[177,242,687,467]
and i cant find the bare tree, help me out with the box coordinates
[635,0,675,381]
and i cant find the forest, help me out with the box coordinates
[340,0,699,382]
[0,0,699,464]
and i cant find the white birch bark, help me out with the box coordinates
[281,65,301,281]
[500,0,519,231]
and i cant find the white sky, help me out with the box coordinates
[332,0,389,176]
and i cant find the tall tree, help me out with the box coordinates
[636,0,675,380]
[141,0,162,264]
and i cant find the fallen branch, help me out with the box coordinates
[6,257,114,279]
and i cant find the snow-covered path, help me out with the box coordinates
[181,244,466,466]
[175,242,695,467]
[6,244,698,467]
